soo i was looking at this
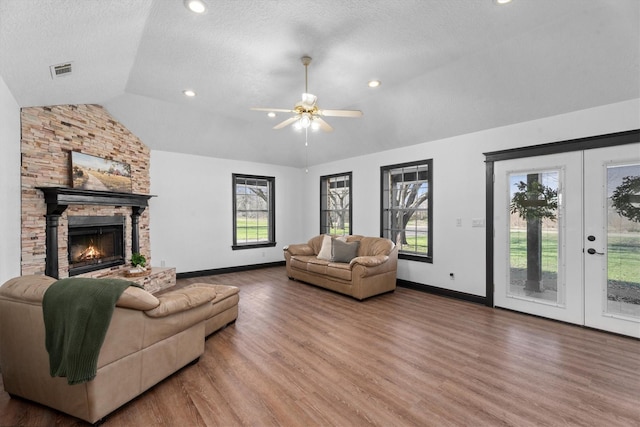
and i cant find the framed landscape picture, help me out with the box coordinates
[71,151,132,193]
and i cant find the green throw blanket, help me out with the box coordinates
[42,277,138,385]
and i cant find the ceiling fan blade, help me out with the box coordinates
[314,117,333,132]
[273,116,300,130]
[251,107,295,113]
[318,109,363,118]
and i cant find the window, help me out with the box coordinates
[320,172,352,235]
[381,159,432,262]
[232,174,276,249]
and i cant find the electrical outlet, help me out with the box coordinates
[449,273,455,280]
[456,218,462,227]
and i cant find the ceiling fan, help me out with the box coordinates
[251,56,363,132]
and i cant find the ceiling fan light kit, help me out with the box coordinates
[299,113,311,129]
[251,56,362,133]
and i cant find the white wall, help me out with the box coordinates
[302,99,640,297]
[150,151,304,274]
[0,76,21,284]
[144,99,640,290]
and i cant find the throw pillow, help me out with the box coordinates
[332,239,360,263]
[317,235,333,260]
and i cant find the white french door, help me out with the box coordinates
[584,144,640,337]
[494,152,584,325]
[494,144,640,338]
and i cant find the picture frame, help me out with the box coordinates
[70,151,132,193]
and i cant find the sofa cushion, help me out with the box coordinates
[184,283,240,316]
[145,286,218,318]
[290,255,317,271]
[332,239,360,263]
[0,275,57,303]
[306,257,330,275]
[326,262,352,281]
[357,237,394,257]
[117,286,160,310]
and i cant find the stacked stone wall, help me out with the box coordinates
[21,104,151,277]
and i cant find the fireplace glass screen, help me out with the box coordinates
[68,216,125,276]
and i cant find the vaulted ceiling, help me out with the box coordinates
[1,0,638,167]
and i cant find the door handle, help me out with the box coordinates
[587,248,605,255]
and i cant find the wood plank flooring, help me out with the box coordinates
[1,266,639,426]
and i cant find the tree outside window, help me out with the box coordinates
[320,172,352,236]
[381,160,432,262]
[232,174,276,249]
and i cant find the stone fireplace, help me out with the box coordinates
[20,105,175,292]
[20,104,155,280]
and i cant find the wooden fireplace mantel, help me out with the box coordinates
[37,187,154,215]
[36,187,156,279]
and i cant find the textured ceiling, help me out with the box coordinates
[1,0,638,167]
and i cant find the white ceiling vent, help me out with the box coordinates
[49,62,73,79]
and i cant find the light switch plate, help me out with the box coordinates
[472,218,485,227]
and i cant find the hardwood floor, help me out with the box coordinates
[1,266,639,426]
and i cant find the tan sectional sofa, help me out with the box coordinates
[0,275,239,424]
[284,234,398,300]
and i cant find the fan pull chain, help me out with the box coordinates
[305,128,309,173]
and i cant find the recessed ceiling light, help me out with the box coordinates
[267,112,276,118]
[368,80,381,88]
[183,89,196,97]
[184,0,207,14]
[495,0,512,4]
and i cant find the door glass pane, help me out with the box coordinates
[508,170,560,304]
[606,163,640,318]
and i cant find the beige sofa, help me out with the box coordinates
[284,235,398,300]
[0,275,239,424]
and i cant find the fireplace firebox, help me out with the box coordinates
[68,216,125,276]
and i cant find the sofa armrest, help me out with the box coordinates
[284,243,315,256]
[350,255,389,268]
[351,251,397,281]
[144,286,217,318]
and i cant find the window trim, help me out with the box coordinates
[380,159,433,263]
[232,173,276,250]
[319,171,353,236]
